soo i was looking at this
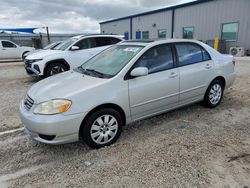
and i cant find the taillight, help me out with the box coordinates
[232,58,236,66]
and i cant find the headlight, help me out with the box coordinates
[29,59,43,63]
[33,99,71,115]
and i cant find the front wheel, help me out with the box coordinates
[203,80,224,108]
[45,62,67,77]
[81,108,123,149]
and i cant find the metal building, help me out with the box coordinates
[100,0,250,53]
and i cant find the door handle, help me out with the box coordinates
[205,64,212,69]
[2,49,6,50]
[169,72,178,78]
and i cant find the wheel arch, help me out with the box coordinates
[22,51,30,59]
[210,76,226,88]
[79,103,126,139]
[44,59,70,74]
[204,76,226,99]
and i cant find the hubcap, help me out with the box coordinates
[50,65,65,75]
[209,84,222,105]
[90,115,118,144]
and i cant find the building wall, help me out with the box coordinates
[100,0,250,52]
[100,19,130,37]
[132,11,172,39]
[174,0,250,51]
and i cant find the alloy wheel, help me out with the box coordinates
[50,65,65,75]
[90,115,118,144]
[209,84,222,105]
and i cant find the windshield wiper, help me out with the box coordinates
[85,69,111,78]
[75,67,111,78]
[74,66,86,74]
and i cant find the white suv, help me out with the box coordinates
[24,35,123,77]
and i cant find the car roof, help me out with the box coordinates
[72,34,124,40]
[119,39,207,47]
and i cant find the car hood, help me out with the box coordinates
[26,49,64,59]
[25,49,42,56]
[27,71,109,104]
[21,46,35,50]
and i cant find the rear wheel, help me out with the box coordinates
[45,62,67,77]
[81,108,123,149]
[203,80,224,108]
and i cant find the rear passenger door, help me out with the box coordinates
[175,42,214,105]
[128,44,179,120]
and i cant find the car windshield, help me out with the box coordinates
[54,38,78,51]
[80,45,144,78]
[43,42,60,50]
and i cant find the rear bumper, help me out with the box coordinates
[19,100,86,144]
[225,72,236,89]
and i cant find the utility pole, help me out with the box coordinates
[46,26,50,44]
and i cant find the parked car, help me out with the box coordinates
[22,41,62,59]
[19,39,236,149]
[24,34,123,77]
[0,40,34,60]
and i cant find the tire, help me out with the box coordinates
[45,62,67,77]
[81,108,123,149]
[203,80,224,108]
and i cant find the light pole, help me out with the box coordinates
[42,26,50,45]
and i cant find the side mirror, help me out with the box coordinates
[130,67,148,77]
[71,46,79,51]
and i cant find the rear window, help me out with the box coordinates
[95,37,111,47]
[110,37,122,44]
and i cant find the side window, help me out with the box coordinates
[134,44,174,74]
[74,38,96,50]
[110,37,122,44]
[202,48,211,61]
[176,43,203,66]
[2,41,17,48]
[95,37,112,47]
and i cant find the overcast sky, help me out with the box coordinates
[0,0,193,34]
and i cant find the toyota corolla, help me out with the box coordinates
[19,39,236,149]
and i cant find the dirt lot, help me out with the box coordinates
[0,59,250,188]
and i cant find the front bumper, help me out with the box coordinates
[19,100,86,144]
[24,60,44,76]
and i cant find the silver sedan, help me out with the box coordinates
[19,39,236,148]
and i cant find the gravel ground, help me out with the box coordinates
[0,62,39,132]
[0,59,250,187]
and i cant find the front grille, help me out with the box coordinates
[24,95,34,111]
[24,59,32,67]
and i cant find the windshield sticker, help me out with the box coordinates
[104,51,113,56]
[123,47,140,52]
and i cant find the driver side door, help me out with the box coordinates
[128,44,180,120]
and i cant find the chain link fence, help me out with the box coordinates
[0,33,81,49]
